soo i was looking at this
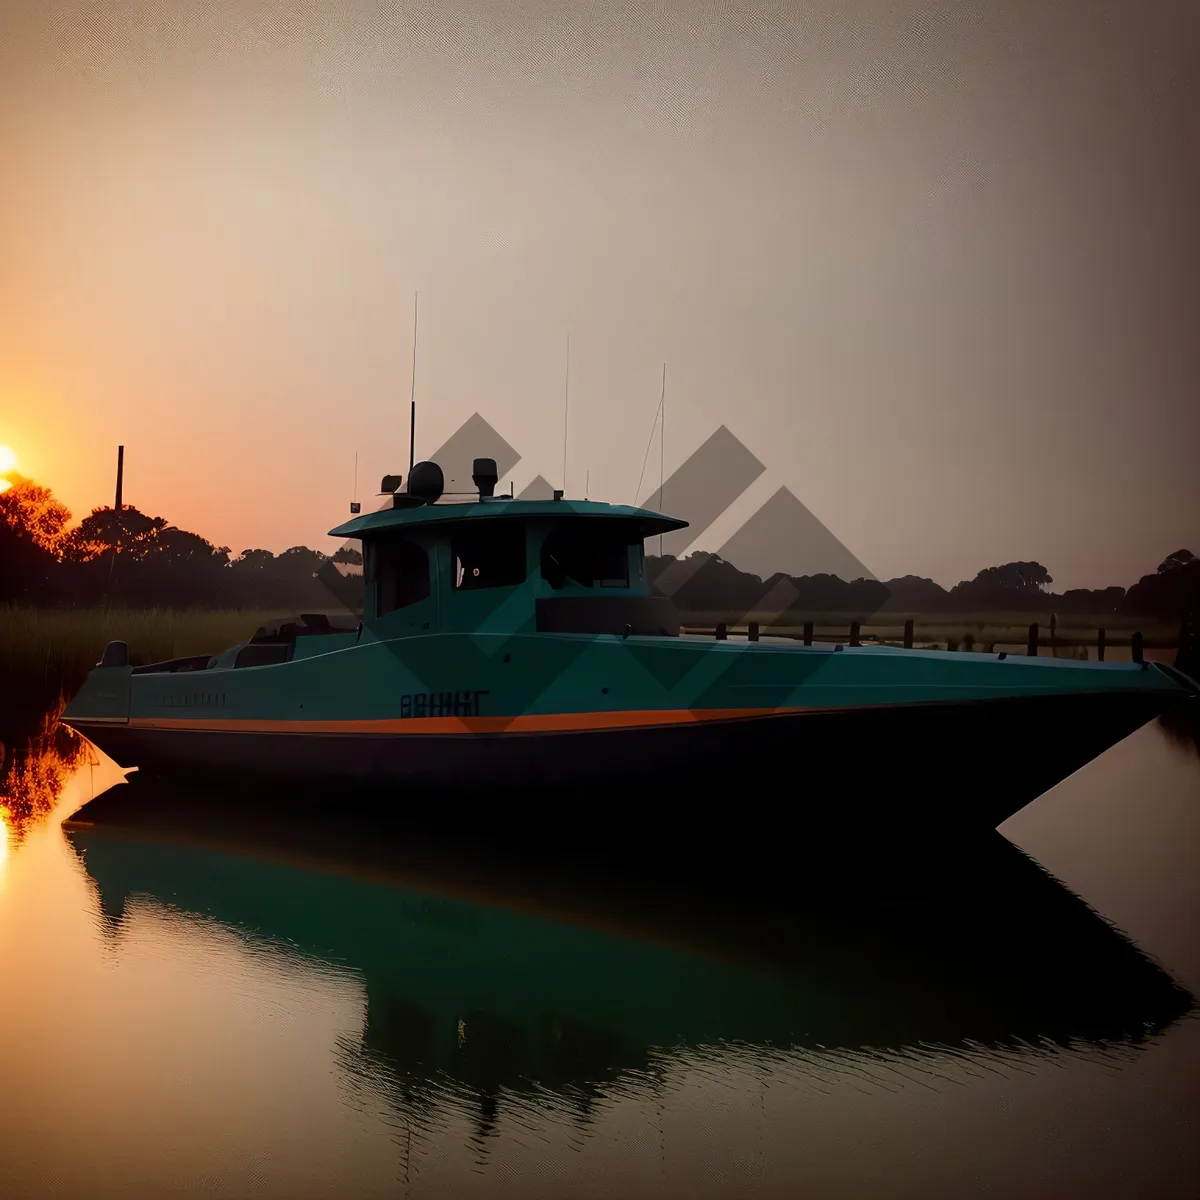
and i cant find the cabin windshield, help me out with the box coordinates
[366,535,430,614]
[452,520,527,590]
[541,524,634,589]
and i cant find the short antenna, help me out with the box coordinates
[408,291,418,475]
[634,370,665,507]
[659,362,665,555]
[562,332,570,495]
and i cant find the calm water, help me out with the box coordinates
[2,703,1199,1199]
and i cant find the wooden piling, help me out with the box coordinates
[1027,623,1038,657]
[748,621,759,642]
[715,622,727,641]
[849,620,861,647]
[1097,627,1106,662]
[1131,631,1144,665]
[903,619,914,649]
[803,621,814,646]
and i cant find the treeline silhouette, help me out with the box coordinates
[645,548,1199,618]
[1,473,1196,617]
[0,476,363,611]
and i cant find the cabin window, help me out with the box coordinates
[452,521,527,590]
[368,536,430,614]
[541,527,632,589]
[234,643,291,668]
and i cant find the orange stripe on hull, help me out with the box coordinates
[103,707,819,736]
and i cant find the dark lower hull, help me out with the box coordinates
[66,690,1186,838]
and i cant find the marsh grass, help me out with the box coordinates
[1,605,282,705]
[2,606,283,826]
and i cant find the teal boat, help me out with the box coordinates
[62,457,1198,835]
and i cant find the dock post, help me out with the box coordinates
[903,619,914,649]
[1027,623,1039,656]
[803,621,814,646]
[1132,631,1144,666]
[849,620,860,647]
[715,622,727,641]
[1097,627,1106,662]
[748,621,760,642]
[946,637,958,652]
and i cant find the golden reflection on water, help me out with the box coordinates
[0,709,89,832]
[0,807,10,883]
[0,705,133,841]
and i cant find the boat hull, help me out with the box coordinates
[66,688,1185,838]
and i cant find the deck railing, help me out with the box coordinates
[678,614,1198,661]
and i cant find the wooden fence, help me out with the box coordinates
[683,616,1197,662]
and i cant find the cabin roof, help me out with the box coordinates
[327,498,689,540]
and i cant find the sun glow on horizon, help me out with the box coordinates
[0,444,17,493]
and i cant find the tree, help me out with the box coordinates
[947,561,1055,611]
[231,549,277,570]
[0,475,71,554]
[878,575,951,613]
[1157,549,1195,574]
[331,547,363,566]
[970,562,1053,593]
[154,527,230,568]
[61,506,168,563]
[1124,552,1200,617]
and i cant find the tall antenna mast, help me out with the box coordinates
[659,362,665,555]
[562,332,570,494]
[409,291,418,475]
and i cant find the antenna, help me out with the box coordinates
[562,332,570,495]
[634,372,664,507]
[346,451,363,514]
[659,362,665,555]
[585,469,589,500]
[409,291,418,475]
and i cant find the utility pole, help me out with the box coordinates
[115,445,124,510]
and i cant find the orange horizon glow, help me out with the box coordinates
[0,444,17,493]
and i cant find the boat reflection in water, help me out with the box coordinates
[64,785,1195,1154]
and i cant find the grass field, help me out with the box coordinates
[1,605,284,709]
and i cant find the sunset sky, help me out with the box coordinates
[2,0,1197,590]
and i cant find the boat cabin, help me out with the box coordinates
[326,457,687,641]
[93,459,690,677]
